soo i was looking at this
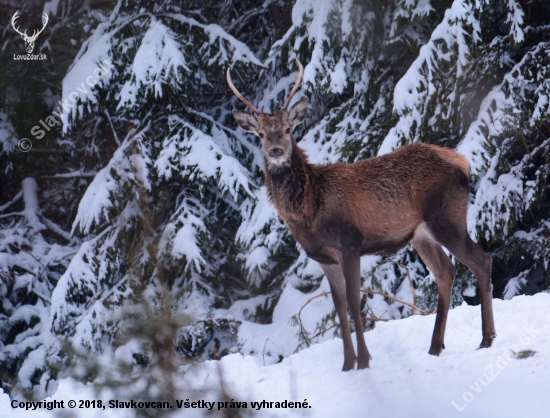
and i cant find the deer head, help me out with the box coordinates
[11,11,49,54]
[228,60,308,168]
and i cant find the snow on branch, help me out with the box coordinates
[158,192,209,274]
[62,20,114,130]
[381,0,485,154]
[49,224,130,345]
[156,115,253,201]
[505,0,525,45]
[462,42,550,242]
[164,13,262,67]
[118,19,189,109]
[270,0,371,95]
[236,187,287,287]
[72,128,148,235]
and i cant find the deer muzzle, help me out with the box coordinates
[269,148,284,159]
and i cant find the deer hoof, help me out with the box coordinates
[357,359,370,370]
[479,333,496,349]
[356,351,371,369]
[342,358,356,371]
[428,343,444,356]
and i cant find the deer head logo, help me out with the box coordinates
[11,11,49,54]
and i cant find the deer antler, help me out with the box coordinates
[11,12,48,41]
[226,67,262,115]
[280,59,304,112]
[11,11,27,38]
[28,13,49,41]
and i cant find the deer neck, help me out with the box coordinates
[264,140,318,223]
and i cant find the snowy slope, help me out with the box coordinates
[2,293,548,417]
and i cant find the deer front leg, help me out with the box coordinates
[340,253,370,369]
[320,263,357,371]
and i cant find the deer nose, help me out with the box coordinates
[269,148,283,159]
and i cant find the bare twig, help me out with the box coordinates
[12,245,45,267]
[360,289,429,315]
[0,190,23,212]
[293,323,338,353]
[372,259,418,307]
[290,291,329,346]
[291,268,430,354]
[33,289,51,304]
[293,316,390,354]
[0,212,24,220]
[41,171,98,178]
[262,338,274,366]
[104,109,121,147]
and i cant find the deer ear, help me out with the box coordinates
[232,109,259,135]
[288,97,309,128]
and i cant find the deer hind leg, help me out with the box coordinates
[412,225,456,356]
[431,228,496,349]
[320,263,357,371]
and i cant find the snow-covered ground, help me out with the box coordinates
[2,293,548,417]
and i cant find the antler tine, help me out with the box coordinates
[226,67,261,115]
[11,11,26,36]
[281,59,304,112]
[29,13,48,40]
[40,13,49,31]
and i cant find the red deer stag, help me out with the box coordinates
[227,60,496,370]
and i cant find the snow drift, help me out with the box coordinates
[2,293,548,417]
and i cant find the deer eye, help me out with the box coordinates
[258,133,264,138]
[285,128,291,134]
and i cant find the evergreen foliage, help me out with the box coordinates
[0,0,548,398]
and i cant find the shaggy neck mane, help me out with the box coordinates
[264,140,320,222]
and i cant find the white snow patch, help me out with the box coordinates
[3,294,549,416]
